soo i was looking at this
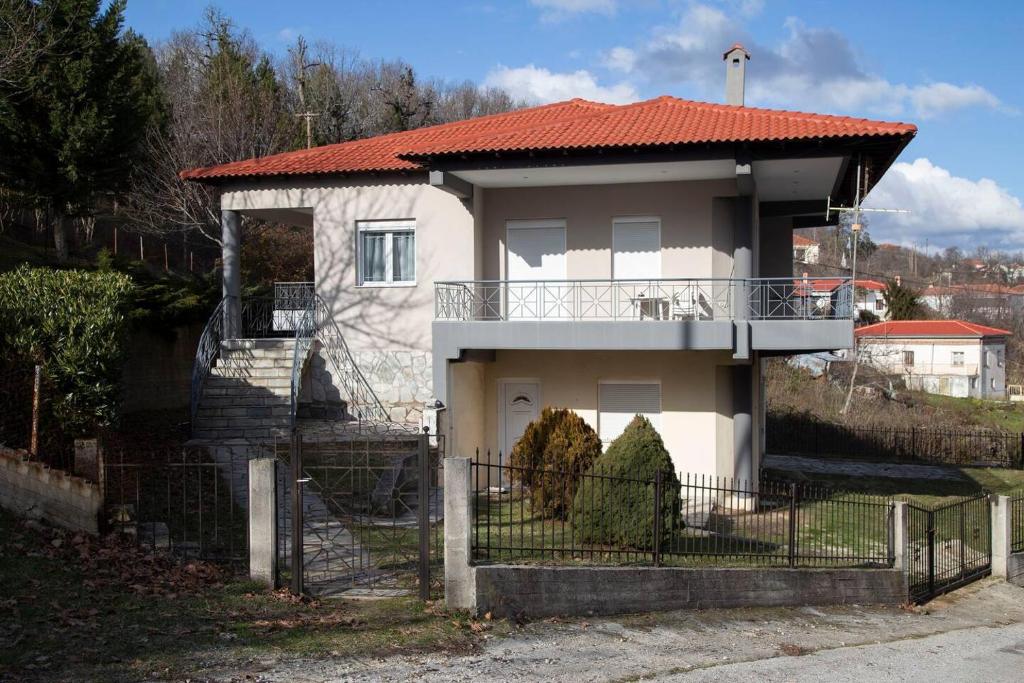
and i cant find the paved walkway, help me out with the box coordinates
[764,453,969,481]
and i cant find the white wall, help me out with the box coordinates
[859,337,1006,399]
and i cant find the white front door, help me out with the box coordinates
[506,220,567,319]
[501,381,540,464]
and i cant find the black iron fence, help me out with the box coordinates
[102,443,267,569]
[905,495,992,603]
[471,461,894,569]
[1012,493,1024,554]
[768,415,1024,468]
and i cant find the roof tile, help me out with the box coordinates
[855,320,1011,338]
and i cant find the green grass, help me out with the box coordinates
[0,510,498,682]
[919,392,1024,432]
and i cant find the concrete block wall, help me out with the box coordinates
[0,447,102,534]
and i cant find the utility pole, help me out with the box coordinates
[291,36,321,149]
[826,160,910,416]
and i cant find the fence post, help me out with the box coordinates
[652,470,663,567]
[417,432,430,601]
[926,510,936,597]
[444,456,476,611]
[29,365,41,459]
[1019,433,1024,470]
[289,433,304,596]
[891,501,908,571]
[788,482,798,568]
[991,495,1011,579]
[248,458,278,587]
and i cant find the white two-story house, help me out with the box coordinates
[855,320,1009,400]
[182,45,916,480]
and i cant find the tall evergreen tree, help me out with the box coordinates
[884,279,923,321]
[0,0,160,260]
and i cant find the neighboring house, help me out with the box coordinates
[181,44,916,479]
[921,283,1024,317]
[855,320,1009,400]
[793,233,819,264]
[804,277,887,320]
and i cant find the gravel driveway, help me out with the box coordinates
[196,579,1024,682]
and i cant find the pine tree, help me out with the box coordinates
[0,0,161,260]
[884,279,923,320]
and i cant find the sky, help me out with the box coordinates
[121,0,1024,253]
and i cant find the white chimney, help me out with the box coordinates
[723,43,750,106]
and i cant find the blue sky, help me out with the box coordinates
[123,0,1024,251]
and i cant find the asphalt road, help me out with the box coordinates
[669,621,1024,682]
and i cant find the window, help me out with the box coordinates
[357,219,415,285]
[903,351,915,366]
[613,217,661,279]
[598,382,661,445]
[985,351,993,369]
[951,351,964,367]
[999,350,1005,367]
[875,297,885,311]
[992,378,998,390]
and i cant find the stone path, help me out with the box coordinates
[763,453,969,481]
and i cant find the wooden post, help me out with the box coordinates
[163,242,169,272]
[29,365,41,458]
[138,235,144,262]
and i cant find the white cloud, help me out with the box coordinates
[530,0,616,22]
[866,158,1024,248]
[483,64,639,104]
[610,4,1004,119]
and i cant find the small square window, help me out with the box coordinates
[357,220,415,286]
[903,350,915,366]
[951,351,964,367]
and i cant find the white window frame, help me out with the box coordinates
[951,351,964,367]
[903,350,915,367]
[611,215,662,280]
[356,219,416,287]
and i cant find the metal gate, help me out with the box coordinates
[276,432,444,599]
[906,495,991,603]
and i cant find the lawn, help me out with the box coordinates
[919,393,1024,433]
[0,510,500,682]
[470,488,893,569]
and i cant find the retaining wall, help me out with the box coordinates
[472,565,907,618]
[1009,554,1024,588]
[0,448,102,533]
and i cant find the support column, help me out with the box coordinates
[732,196,753,360]
[733,364,753,483]
[444,456,476,611]
[248,458,278,587]
[991,495,1011,579]
[222,209,242,339]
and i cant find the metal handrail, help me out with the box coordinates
[434,277,853,322]
[190,298,227,423]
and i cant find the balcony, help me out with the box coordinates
[432,278,854,356]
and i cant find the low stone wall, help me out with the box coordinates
[472,565,907,618]
[1009,553,1024,588]
[0,448,102,533]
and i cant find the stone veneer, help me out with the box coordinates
[298,349,433,426]
[0,447,103,534]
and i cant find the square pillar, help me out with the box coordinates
[444,456,476,611]
[991,495,1011,579]
[222,209,242,339]
[248,458,278,587]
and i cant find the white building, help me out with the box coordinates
[793,233,819,264]
[805,278,887,320]
[855,320,1009,399]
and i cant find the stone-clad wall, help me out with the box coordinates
[0,448,102,534]
[299,349,433,426]
[352,350,433,425]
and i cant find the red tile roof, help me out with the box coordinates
[855,320,1011,338]
[181,95,916,182]
[803,278,885,293]
[793,234,818,247]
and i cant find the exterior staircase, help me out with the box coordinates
[192,339,297,441]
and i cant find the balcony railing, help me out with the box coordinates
[434,277,853,322]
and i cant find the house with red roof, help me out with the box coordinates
[792,233,819,264]
[181,45,915,480]
[855,320,1009,399]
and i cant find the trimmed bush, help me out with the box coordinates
[0,265,135,433]
[572,416,681,549]
[508,407,602,519]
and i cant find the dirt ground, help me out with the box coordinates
[192,578,1024,682]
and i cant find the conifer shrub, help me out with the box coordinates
[508,407,602,518]
[572,416,681,549]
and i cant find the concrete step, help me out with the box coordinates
[221,338,296,351]
[213,357,294,370]
[198,395,291,408]
[210,366,292,379]
[197,404,292,419]
[205,376,292,390]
